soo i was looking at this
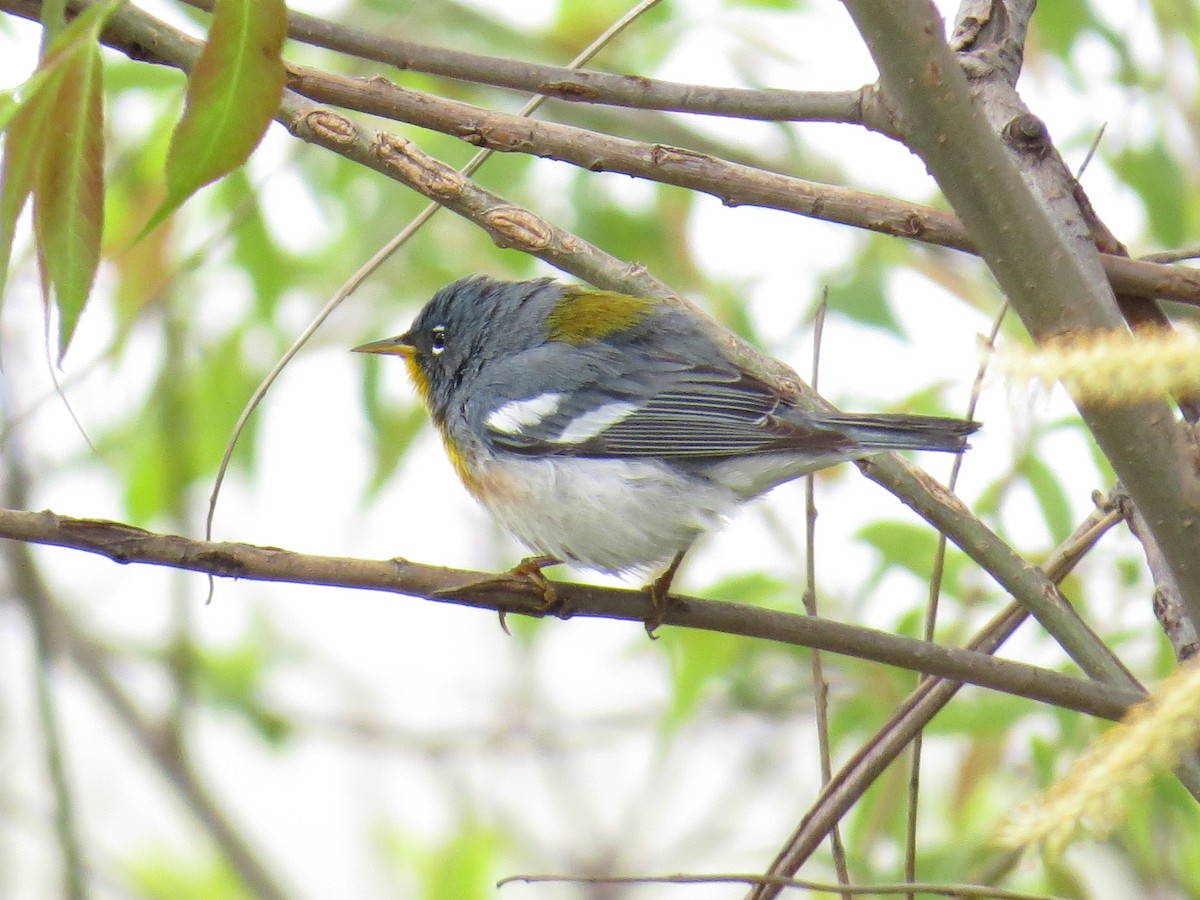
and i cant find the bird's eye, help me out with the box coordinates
[430,326,447,355]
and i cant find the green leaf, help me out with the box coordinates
[359,353,430,494]
[1112,141,1189,248]
[0,0,119,353]
[418,823,501,900]
[125,851,255,900]
[665,628,742,728]
[828,240,903,335]
[0,82,56,302]
[857,519,965,592]
[663,572,785,726]
[214,168,294,318]
[926,688,1028,736]
[118,330,261,521]
[34,34,106,358]
[1017,451,1073,545]
[0,1,116,305]
[190,631,292,746]
[146,0,287,233]
[0,90,18,135]
[1031,0,1095,58]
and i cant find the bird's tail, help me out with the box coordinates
[821,413,979,453]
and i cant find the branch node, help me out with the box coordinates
[373,132,465,198]
[1001,112,1051,158]
[540,79,600,101]
[901,210,927,238]
[191,549,249,577]
[304,109,356,145]
[483,206,554,251]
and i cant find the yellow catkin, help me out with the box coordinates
[999,326,1200,404]
[997,655,1200,855]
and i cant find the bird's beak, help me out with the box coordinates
[352,333,415,358]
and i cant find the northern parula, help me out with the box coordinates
[354,276,978,619]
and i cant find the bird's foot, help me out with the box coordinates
[435,556,562,633]
[499,556,562,633]
[507,555,562,610]
[643,551,686,638]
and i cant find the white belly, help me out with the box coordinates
[476,455,739,575]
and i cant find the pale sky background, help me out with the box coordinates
[0,1,1182,898]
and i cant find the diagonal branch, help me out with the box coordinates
[283,76,1200,309]
[282,64,1200,307]
[750,494,1142,899]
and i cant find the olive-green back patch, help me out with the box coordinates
[545,286,654,344]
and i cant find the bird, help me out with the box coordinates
[354,275,978,629]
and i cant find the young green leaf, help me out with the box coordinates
[0,0,120,351]
[1112,141,1189,248]
[147,0,287,233]
[1017,451,1074,546]
[34,38,105,357]
[0,82,57,303]
[0,91,18,136]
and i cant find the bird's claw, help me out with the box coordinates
[643,551,686,638]
[507,555,561,610]
[437,557,563,633]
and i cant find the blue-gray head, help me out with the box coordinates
[352,276,563,422]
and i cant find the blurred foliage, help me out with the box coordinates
[2,0,1200,898]
[124,851,256,900]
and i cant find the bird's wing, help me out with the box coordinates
[484,365,854,460]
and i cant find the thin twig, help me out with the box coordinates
[904,299,1006,896]
[1141,246,1200,264]
[178,0,873,126]
[750,496,1128,900]
[500,871,1064,899]
[802,291,850,897]
[1119,489,1200,662]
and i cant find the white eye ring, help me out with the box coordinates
[430,325,446,354]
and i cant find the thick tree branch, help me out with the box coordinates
[948,0,1200,419]
[840,0,1200,642]
[0,506,1144,720]
[1120,489,1200,662]
[281,65,1200,306]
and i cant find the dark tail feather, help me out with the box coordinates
[821,413,980,453]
